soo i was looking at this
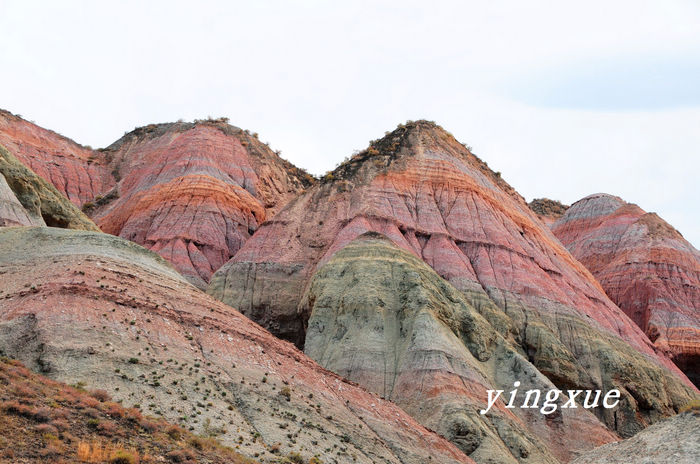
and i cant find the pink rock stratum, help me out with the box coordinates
[0,109,114,206]
[552,193,700,387]
[92,121,313,288]
[209,120,698,461]
[0,226,472,464]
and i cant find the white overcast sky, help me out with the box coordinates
[1,0,699,246]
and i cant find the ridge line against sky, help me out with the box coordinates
[1,0,699,246]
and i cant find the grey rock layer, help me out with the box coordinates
[571,411,699,464]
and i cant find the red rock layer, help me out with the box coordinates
[209,121,697,448]
[0,109,114,207]
[0,226,471,464]
[552,193,700,386]
[0,144,99,231]
[92,121,313,288]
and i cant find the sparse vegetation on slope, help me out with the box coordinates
[0,357,257,464]
[528,198,569,221]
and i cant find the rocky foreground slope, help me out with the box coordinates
[0,226,472,464]
[0,109,114,207]
[209,121,698,461]
[571,410,699,464]
[0,357,257,464]
[88,119,315,288]
[552,194,700,387]
[0,145,98,230]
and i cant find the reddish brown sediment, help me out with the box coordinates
[92,121,314,288]
[552,193,700,387]
[0,109,115,207]
[0,357,261,463]
[0,144,99,230]
[209,121,697,461]
[0,226,472,464]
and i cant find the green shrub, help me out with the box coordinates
[287,452,305,463]
[109,450,137,464]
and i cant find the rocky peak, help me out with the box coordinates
[106,118,315,191]
[323,120,525,204]
[208,120,697,460]
[0,109,115,207]
[90,118,314,288]
[562,193,631,221]
[552,194,700,386]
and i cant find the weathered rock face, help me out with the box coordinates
[552,194,700,387]
[0,144,99,230]
[0,226,471,464]
[571,411,700,464]
[92,120,314,288]
[0,171,39,227]
[209,121,697,455]
[305,233,620,463]
[529,198,569,226]
[0,109,115,206]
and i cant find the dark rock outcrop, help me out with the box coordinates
[529,198,569,226]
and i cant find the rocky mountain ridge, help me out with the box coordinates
[551,193,700,387]
[1,112,698,464]
[0,111,316,288]
[0,109,115,207]
[90,118,315,288]
[0,226,472,464]
[208,121,697,461]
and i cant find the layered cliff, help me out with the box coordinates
[0,112,315,288]
[209,121,697,460]
[551,194,700,387]
[0,226,472,464]
[91,119,314,288]
[0,144,99,230]
[304,233,621,463]
[0,109,114,206]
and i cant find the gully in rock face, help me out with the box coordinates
[480,381,621,415]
